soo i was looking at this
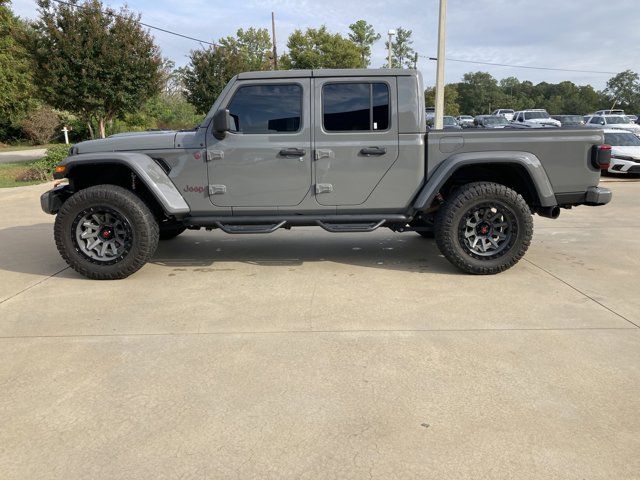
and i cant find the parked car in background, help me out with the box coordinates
[626,114,638,123]
[456,115,475,128]
[603,129,640,175]
[595,109,625,116]
[427,115,462,130]
[474,115,510,128]
[491,109,515,121]
[551,115,585,126]
[513,109,562,127]
[585,114,640,135]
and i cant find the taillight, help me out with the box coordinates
[591,144,611,170]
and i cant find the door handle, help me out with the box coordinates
[279,148,306,157]
[360,147,386,156]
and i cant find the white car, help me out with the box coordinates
[512,109,561,127]
[585,114,640,135]
[456,115,475,127]
[604,129,640,174]
[491,109,515,121]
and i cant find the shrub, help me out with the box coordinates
[20,144,70,181]
[19,107,61,145]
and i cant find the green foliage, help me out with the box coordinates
[449,72,612,116]
[27,143,68,181]
[183,28,272,114]
[424,85,460,116]
[0,0,37,140]
[348,20,380,68]
[604,70,640,112]
[111,93,201,133]
[281,26,362,69]
[384,27,415,68]
[31,0,163,138]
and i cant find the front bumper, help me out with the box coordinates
[585,186,612,206]
[40,185,74,215]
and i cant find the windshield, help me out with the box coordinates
[605,132,640,146]
[443,116,457,126]
[500,110,514,114]
[485,116,509,125]
[524,111,550,120]
[605,116,629,124]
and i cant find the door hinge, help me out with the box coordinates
[206,150,224,162]
[208,184,227,195]
[315,183,333,194]
[315,149,333,161]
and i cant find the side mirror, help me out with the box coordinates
[213,109,232,139]
[600,120,606,126]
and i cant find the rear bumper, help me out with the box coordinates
[585,186,612,206]
[40,185,73,215]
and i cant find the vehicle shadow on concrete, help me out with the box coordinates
[0,224,459,277]
[151,230,459,275]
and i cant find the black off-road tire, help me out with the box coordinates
[159,223,186,240]
[54,185,159,280]
[434,182,534,275]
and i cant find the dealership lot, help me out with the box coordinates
[1,180,639,479]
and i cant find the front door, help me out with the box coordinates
[313,77,399,206]
[206,79,312,207]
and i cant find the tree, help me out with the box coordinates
[424,85,460,116]
[604,70,640,112]
[281,26,362,69]
[455,72,505,115]
[19,106,60,144]
[348,20,380,68]
[182,28,272,114]
[0,0,37,141]
[31,0,163,138]
[384,27,415,68]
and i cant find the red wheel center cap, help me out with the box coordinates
[101,228,112,239]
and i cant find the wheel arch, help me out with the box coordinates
[413,152,557,211]
[57,153,190,218]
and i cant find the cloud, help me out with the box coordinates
[10,0,640,89]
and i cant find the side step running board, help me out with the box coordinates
[315,220,386,233]
[213,221,286,234]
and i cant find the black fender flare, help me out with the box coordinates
[57,152,190,216]
[412,151,557,210]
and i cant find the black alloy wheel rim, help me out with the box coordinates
[72,207,133,265]
[458,202,516,258]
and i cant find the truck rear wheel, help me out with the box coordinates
[54,185,159,280]
[434,182,533,275]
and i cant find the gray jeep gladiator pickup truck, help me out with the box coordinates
[41,69,612,279]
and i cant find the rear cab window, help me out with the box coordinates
[322,82,390,132]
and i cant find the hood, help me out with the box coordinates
[611,146,640,159]
[73,131,178,154]
[527,118,561,127]
[608,123,640,133]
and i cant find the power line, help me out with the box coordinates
[421,55,617,75]
[49,0,217,46]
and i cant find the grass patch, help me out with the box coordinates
[0,161,47,188]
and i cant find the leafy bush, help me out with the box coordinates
[19,107,61,145]
[17,144,69,181]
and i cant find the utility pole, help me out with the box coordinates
[387,29,396,68]
[271,12,278,70]
[434,0,447,129]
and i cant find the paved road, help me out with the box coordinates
[0,181,638,479]
[0,148,47,164]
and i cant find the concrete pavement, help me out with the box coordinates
[0,148,47,164]
[0,181,638,479]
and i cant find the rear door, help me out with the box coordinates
[206,79,311,207]
[313,77,399,206]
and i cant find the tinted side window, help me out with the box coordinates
[227,84,302,134]
[589,116,601,124]
[323,83,390,132]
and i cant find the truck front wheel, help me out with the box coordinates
[54,185,159,280]
[434,182,533,275]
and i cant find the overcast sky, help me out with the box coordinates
[11,0,640,89]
